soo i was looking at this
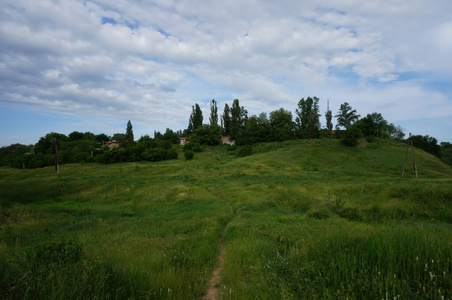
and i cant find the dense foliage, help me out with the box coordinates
[2,97,451,169]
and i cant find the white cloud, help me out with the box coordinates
[0,0,451,144]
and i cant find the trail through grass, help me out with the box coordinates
[1,139,451,299]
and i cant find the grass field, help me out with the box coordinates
[1,138,451,299]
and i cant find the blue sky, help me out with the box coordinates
[1,0,451,146]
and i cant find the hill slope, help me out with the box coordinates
[1,138,451,299]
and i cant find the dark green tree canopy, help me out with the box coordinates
[189,124,222,145]
[95,134,110,144]
[209,99,218,126]
[69,131,85,141]
[222,103,231,136]
[269,108,294,142]
[325,110,333,131]
[154,128,180,144]
[230,99,248,140]
[112,133,125,141]
[188,103,203,134]
[125,120,134,141]
[355,112,388,137]
[295,96,321,138]
[335,102,360,130]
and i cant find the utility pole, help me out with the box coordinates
[51,138,60,175]
[402,133,418,178]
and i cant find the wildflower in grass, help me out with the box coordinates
[430,272,433,281]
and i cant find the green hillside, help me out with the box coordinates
[1,139,451,299]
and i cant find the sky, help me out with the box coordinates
[1,0,451,146]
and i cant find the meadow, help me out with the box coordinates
[1,138,451,299]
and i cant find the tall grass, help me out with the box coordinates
[1,139,451,298]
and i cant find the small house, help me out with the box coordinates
[180,137,188,145]
[106,140,121,149]
[221,136,235,146]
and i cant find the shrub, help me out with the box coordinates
[319,129,335,139]
[341,126,362,147]
[366,135,376,143]
[183,142,202,152]
[238,145,253,157]
[184,150,194,160]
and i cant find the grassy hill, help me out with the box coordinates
[1,138,451,299]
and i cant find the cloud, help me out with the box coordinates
[0,0,451,145]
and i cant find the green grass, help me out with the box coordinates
[1,138,451,299]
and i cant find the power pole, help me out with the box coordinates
[51,138,60,175]
[402,133,418,178]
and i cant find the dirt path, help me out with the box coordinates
[203,241,226,300]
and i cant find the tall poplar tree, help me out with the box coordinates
[222,103,231,136]
[209,99,218,126]
[230,99,247,140]
[188,103,203,134]
[125,120,134,141]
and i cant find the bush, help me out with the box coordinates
[341,126,362,147]
[185,150,194,160]
[319,129,335,139]
[366,135,376,143]
[238,145,253,157]
[183,142,202,152]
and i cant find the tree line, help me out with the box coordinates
[1,98,451,168]
[184,97,451,164]
[185,98,404,144]
[0,121,181,169]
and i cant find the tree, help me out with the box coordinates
[125,120,134,141]
[112,133,125,141]
[325,100,333,131]
[188,103,203,134]
[355,112,388,137]
[341,125,362,147]
[269,108,294,141]
[95,133,110,145]
[241,113,270,144]
[68,131,84,141]
[410,135,441,157]
[162,128,180,144]
[189,124,222,145]
[386,123,405,140]
[209,99,218,126]
[440,142,452,166]
[222,103,232,136]
[295,96,321,138]
[230,99,247,140]
[335,102,360,130]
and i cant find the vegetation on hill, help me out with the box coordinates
[1,97,451,168]
[0,139,451,299]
